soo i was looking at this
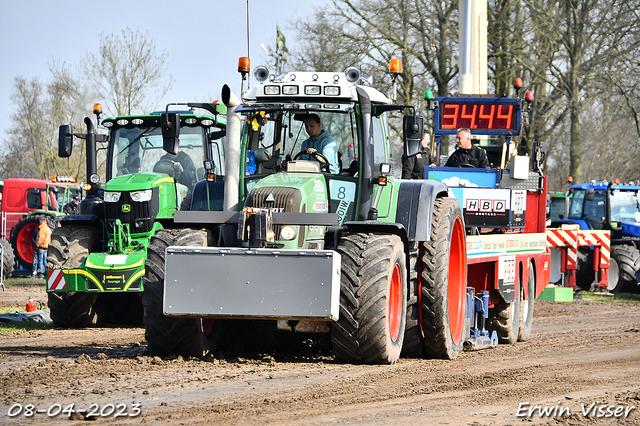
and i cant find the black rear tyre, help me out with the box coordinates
[143,228,219,357]
[518,262,535,342]
[420,197,468,360]
[402,243,424,358]
[488,278,520,344]
[332,233,407,364]
[1,239,15,278]
[609,245,640,293]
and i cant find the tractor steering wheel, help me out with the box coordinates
[293,150,330,172]
[455,163,476,168]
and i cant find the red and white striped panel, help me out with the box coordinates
[547,229,578,268]
[578,230,611,267]
[47,269,67,291]
[547,229,577,248]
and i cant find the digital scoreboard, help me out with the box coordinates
[434,97,522,136]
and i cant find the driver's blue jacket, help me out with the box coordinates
[300,130,340,174]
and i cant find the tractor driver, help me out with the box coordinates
[299,114,340,174]
[444,128,490,168]
[154,151,197,192]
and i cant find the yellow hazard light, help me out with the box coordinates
[93,103,103,115]
[238,57,250,73]
[389,59,402,75]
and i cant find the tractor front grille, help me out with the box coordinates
[104,188,160,235]
[245,187,302,236]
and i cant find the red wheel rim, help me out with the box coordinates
[17,223,37,263]
[448,217,466,345]
[389,263,402,341]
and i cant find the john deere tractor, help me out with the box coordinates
[47,104,226,327]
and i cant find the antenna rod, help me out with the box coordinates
[246,0,250,58]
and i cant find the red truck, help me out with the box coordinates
[1,177,80,275]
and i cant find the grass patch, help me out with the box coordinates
[578,292,640,303]
[0,305,54,333]
[2,276,46,286]
[0,306,28,314]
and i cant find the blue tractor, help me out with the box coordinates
[551,181,640,293]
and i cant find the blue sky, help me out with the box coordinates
[0,0,326,146]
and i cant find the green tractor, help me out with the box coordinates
[47,104,226,327]
[142,62,469,363]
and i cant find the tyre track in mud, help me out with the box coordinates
[0,299,638,425]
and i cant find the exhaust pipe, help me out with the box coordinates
[221,84,242,212]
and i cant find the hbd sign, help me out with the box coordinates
[450,188,512,227]
[466,199,507,213]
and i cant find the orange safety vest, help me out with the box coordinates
[36,223,52,249]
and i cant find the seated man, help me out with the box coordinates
[155,151,197,192]
[298,114,340,174]
[445,128,489,168]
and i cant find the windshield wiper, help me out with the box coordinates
[118,127,159,155]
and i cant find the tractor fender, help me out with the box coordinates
[55,214,103,229]
[190,180,225,212]
[342,221,409,250]
[394,179,448,242]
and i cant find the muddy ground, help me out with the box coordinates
[0,281,639,425]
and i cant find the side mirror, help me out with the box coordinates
[585,188,595,201]
[209,129,225,141]
[161,113,180,155]
[58,124,73,157]
[403,114,424,157]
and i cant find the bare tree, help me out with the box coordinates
[83,28,173,117]
[0,62,97,182]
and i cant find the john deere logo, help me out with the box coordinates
[122,204,131,213]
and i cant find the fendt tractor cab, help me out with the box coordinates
[47,103,226,327]
[551,181,640,293]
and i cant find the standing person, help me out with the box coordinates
[299,114,340,174]
[31,217,51,279]
[402,130,432,179]
[63,195,80,215]
[444,128,490,168]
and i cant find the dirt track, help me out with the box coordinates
[0,283,639,425]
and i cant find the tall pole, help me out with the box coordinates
[459,0,487,95]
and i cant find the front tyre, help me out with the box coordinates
[420,197,468,360]
[46,225,99,328]
[332,233,407,364]
[143,228,218,357]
